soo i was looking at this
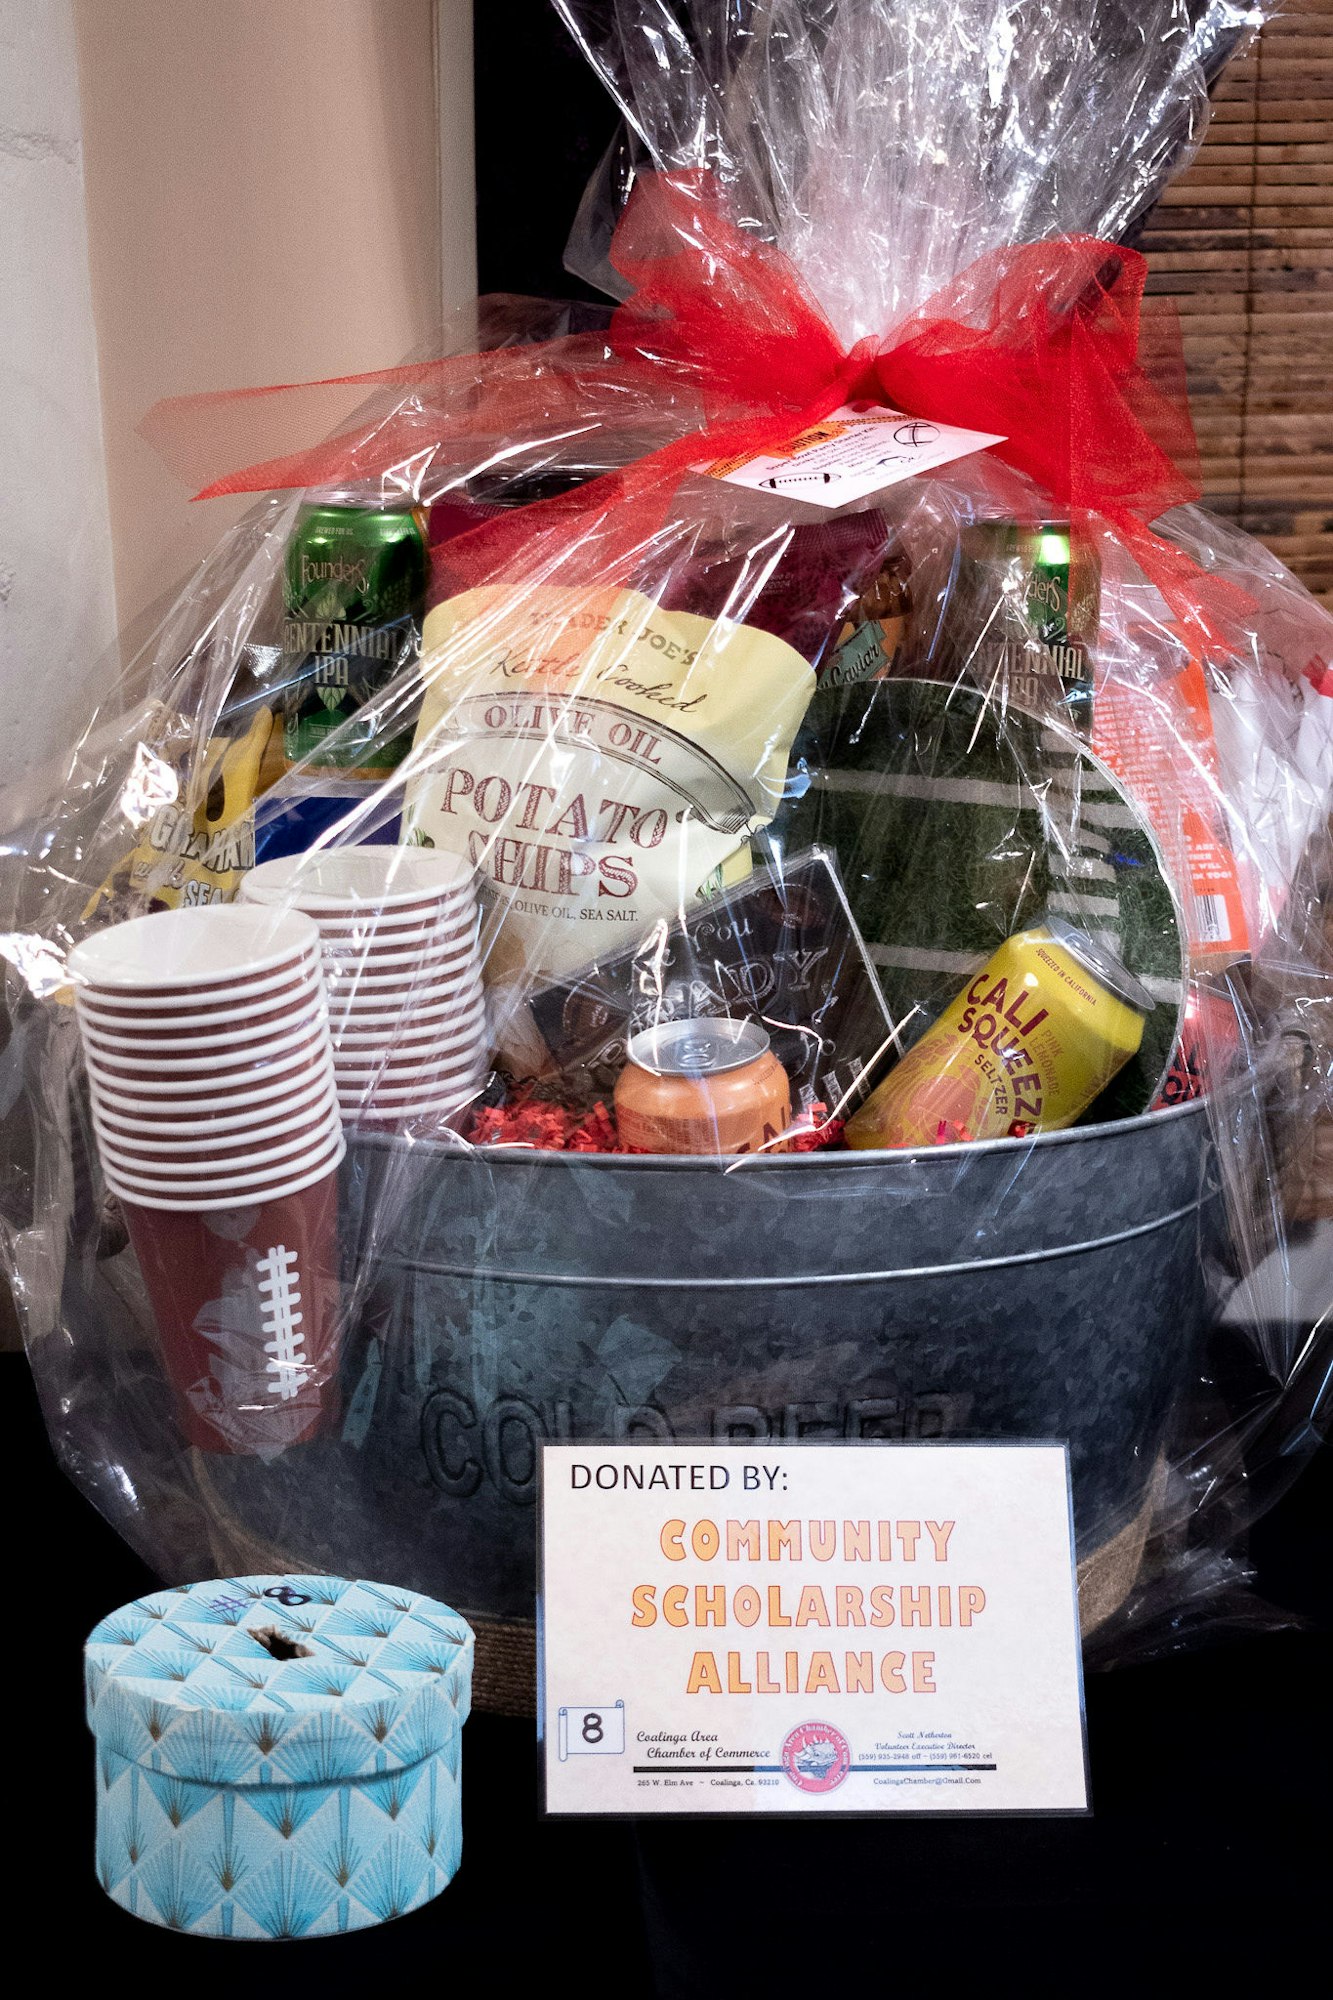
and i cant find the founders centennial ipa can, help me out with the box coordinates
[281,496,427,779]
[614,1017,792,1155]
[846,916,1153,1150]
[957,519,1099,735]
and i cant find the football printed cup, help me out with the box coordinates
[69,904,346,1452]
[240,845,490,1131]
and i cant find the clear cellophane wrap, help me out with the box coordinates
[2,0,1328,1700]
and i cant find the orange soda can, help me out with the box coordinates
[614,1018,792,1156]
[846,917,1154,1151]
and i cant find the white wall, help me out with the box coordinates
[0,0,474,811]
[0,0,117,802]
[74,0,448,633]
[438,0,478,320]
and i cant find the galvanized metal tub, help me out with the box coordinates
[199,1100,1207,1702]
[114,1100,1216,1712]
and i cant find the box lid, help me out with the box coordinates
[85,1575,473,1785]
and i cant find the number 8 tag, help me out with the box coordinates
[557,1699,626,1759]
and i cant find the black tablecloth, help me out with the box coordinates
[3,1352,1327,1982]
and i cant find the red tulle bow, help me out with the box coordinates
[145,169,1247,652]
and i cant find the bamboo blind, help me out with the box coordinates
[1139,0,1333,606]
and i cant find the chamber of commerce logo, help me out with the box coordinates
[781,1721,852,1794]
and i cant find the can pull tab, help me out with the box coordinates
[248,1624,314,1662]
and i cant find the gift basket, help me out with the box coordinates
[4,0,1332,1715]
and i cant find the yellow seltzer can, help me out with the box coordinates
[846,917,1155,1151]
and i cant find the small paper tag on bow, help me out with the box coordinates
[708,402,1005,509]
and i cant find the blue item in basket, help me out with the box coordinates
[85,1574,473,1939]
[255,784,400,862]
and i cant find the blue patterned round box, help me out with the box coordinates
[85,1574,473,1939]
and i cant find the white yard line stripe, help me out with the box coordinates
[1051,856,1118,883]
[867,944,988,974]
[813,771,1031,808]
[1047,891,1124,918]
[1078,799,1141,831]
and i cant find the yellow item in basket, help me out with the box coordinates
[405,583,815,981]
[846,918,1153,1150]
[84,705,277,923]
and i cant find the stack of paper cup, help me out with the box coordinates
[239,847,489,1130]
[68,905,345,1455]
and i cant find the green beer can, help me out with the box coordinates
[957,519,1099,736]
[280,495,428,778]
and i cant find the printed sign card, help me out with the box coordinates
[709,404,1005,510]
[541,1441,1088,1815]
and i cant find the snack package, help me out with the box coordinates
[3,1,1331,1707]
[405,578,815,982]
